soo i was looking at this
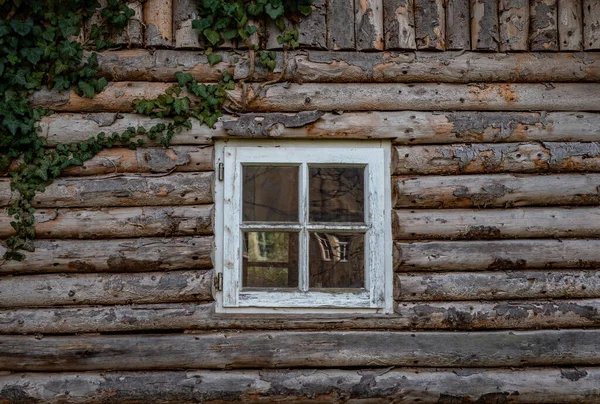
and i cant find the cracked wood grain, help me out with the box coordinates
[584,0,600,49]
[499,0,529,51]
[530,0,559,51]
[383,0,416,50]
[415,0,445,50]
[446,0,471,50]
[558,0,583,50]
[143,0,172,47]
[471,0,499,50]
[355,0,384,50]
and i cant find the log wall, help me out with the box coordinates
[3,0,600,402]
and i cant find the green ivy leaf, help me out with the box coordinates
[203,28,221,46]
[192,18,211,33]
[207,53,223,66]
[265,3,284,20]
[21,47,44,65]
[78,81,95,99]
[10,18,34,36]
[298,5,313,16]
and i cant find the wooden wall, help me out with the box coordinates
[3,0,600,402]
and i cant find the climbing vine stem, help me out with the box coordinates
[1,0,311,260]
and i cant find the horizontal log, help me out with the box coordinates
[4,300,600,334]
[0,237,212,274]
[6,367,600,403]
[394,207,600,240]
[396,271,600,301]
[41,111,600,145]
[394,173,600,208]
[40,113,218,145]
[0,205,213,239]
[0,172,213,208]
[397,239,600,271]
[3,367,600,403]
[31,82,600,113]
[394,142,600,175]
[3,330,600,370]
[94,50,600,83]
[0,270,213,308]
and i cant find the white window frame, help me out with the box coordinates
[214,140,393,314]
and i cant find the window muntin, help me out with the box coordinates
[220,144,391,312]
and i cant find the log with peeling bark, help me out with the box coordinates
[583,0,600,49]
[326,0,355,50]
[393,142,600,175]
[93,50,600,83]
[34,82,600,113]
[4,368,600,403]
[143,0,172,47]
[4,299,600,334]
[414,0,445,50]
[355,0,384,50]
[396,271,600,301]
[393,207,600,240]
[173,0,202,48]
[40,113,218,145]
[3,330,600,370]
[446,0,470,50]
[0,205,213,239]
[393,173,600,209]
[383,0,417,50]
[530,0,559,51]
[0,172,213,208]
[499,0,529,51]
[39,111,600,146]
[57,146,213,177]
[114,1,143,47]
[396,239,600,271]
[0,270,213,308]
[470,0,499,50]
[558,0,583,50]
[298,0,327,49]
[0,237,213,274]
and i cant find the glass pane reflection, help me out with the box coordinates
[243,231,299,288]
[243,166,299,222]
[309,167,364,222]
[309,232,364,289]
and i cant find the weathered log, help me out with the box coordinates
[396,271,600,301]
[0,237,213,274]
[396,239,600,271]
[470,0,499,50]
[393,142,600,175]
[583,0,600,49]
[5,367,600,403]
[3,330,600,370]
[173,0,202,48]
[40,113,218,145]
[393,207,600,240]
[298,0,326,49]
[239,83,600,112]
[393,173,600,209]
[0,172,213,208]
[558,0,583,50]
[326,0,355,50]
[4,299,600,334]
[57,146,213,177]
[143,0,172,47]
[446,0,470,50]
[355,0,384,50]
[93,50,600,83]
[0,270,213,308]
[530,0,559,51]
[40,111,600,145]
[114,1,143,47]
[414,0,445,50]
[383,0,417,50]
[0,205,213,239]
[499,0,529,51]
[265,18,290,50]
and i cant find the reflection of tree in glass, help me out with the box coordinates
[247,231,289,262]
[243,166,299,222]
[309,233,364,289]
[309,167,364,222]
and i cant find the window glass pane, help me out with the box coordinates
[309,167,364,222]
[243,231,299,288]
[243,166,299,222]
[309,232,364,289]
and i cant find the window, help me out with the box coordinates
[215,141,393,313]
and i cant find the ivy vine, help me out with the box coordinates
[1,0,312,260]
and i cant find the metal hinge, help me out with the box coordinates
[218,163,224,181]
[214,272,223,291]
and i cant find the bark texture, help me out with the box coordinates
[583,0,600,49]
[143,0,172,47]
[383,0,417,49]
[415,0,445,50]
[558,0,583,50]
[446,0,471,50]
[499,0,529,51]
[355,0,384,50]
[471,0,499,50]
[326,0,355,50]
[530,0,559,51]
